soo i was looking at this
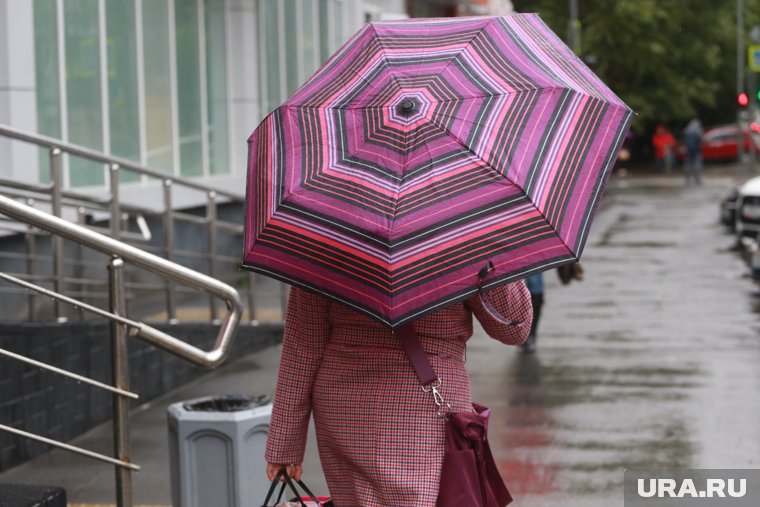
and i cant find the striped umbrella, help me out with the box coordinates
[242,14,633,328]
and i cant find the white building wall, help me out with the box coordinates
[0,0,38,183]
[226,0,260,178]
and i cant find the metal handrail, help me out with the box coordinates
[0,124,243,200]
[0,122,259,324]
[0,425,140,471]
[0,195,242,367]
[0,177,148,214]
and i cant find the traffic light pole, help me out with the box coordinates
[738,0,746,161]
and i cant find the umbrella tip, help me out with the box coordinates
[397,98,417,116]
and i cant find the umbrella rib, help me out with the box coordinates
[422,117,578,261]
[385,20,508,227]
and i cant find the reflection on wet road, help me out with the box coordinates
[467,176,760,506]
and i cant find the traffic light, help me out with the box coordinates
[738,92,749,107]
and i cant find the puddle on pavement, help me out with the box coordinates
[497,355,698,498]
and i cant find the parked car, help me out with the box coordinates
[724,176,760,282]
[677,124,759,162]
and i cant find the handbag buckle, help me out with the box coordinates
[422,378,451,418]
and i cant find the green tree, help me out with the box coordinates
[513,0,759,135]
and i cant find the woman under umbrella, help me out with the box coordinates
[245,13,632,506]
[265,283,532,506]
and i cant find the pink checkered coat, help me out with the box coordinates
[265,281,532,507]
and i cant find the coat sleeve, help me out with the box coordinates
[265,287,331,465]
[466,280,533,346]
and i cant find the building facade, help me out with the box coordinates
[0,0,407,207]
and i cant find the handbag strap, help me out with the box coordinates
[398,262,523,417]
[398,323,451,417]
[397,325,437,386]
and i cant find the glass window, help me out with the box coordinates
[106,0,140,183]
[142,0,174,173]
[261,0,326,114]
[205,0,229,175]
[302,0,319,78]
[175,0,203,177]
[261,0,282,114]
[330,0,344,56]
[64,0,104,187]
[319,0,330,62]
[33,0,61,185]
[284,0,299,95]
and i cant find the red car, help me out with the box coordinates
[677,124,759,162]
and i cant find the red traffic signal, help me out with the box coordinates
[738,92,749,107]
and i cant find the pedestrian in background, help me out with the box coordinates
[521,273,544,354]
[682,118,703,185]
[652,124,677,174]
[265,283,532,506]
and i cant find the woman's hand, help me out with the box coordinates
[267,462,303,482]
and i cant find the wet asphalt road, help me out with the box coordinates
[471,172,760,506]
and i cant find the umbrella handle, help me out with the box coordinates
[477,262,525,327]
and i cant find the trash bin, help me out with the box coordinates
[168,394,272,507]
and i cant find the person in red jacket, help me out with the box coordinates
[265,282,532,507]
[652,124,677,173]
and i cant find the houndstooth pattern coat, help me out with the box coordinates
[265,281,532,507]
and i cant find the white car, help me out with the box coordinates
[736,175,760,240]
[735,175,760,281]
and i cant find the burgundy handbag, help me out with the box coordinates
[398,325,513,507]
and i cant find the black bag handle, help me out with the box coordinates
[261,468,325,506]
[262,469,306,507]
[295,478,323,504]
[261,468,286,506]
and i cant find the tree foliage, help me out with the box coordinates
[512,0,760,135]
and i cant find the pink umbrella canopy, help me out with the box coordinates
[242,14,633,328]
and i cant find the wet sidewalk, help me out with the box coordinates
[1,170,759,506]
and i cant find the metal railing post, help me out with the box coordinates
[110,163,121,240]
[76,207,88,321]
[163,179,177,322]
[109,257,133,507]
[25,198,36,322]
[207,191,218,322]
[50,147,67,322]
